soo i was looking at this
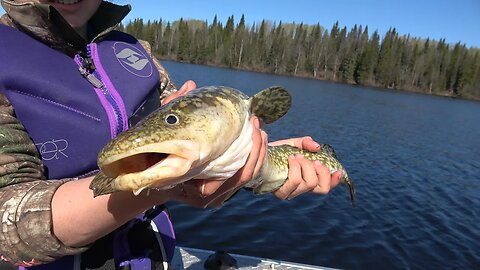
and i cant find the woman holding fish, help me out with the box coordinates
[0,0,342,269]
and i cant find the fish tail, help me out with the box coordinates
[342,174,356,207]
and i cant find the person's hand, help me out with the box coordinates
[169,116,268,208]
[161,80,197,105]
[269,137,342,200]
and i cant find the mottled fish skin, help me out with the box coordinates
[90,85,355,207]
[247,144,356,207]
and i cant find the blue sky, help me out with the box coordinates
[1,0,479,48]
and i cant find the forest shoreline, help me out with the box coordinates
[160,57,480,103]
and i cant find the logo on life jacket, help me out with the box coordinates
[35,139,69,161]
[114,42,153,78]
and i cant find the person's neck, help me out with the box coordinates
[75,25,88,40]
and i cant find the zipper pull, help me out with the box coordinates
[79,66,104,89]
[78,51,95,71]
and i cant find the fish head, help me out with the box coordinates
[96,87,249,192]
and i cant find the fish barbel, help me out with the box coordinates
[89,86,355,206]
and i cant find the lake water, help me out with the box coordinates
[161,61,480,270]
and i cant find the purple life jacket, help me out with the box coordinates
[0,25,175,269]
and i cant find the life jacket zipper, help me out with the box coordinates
[76,49,125,137]
[78,66,103,88]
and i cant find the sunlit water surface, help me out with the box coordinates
[162,61,480,270]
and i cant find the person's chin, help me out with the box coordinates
[52,5,83,14]
[48,0,84,5]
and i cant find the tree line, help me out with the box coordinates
[119,16,480,100]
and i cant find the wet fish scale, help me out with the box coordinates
[247,144,356,207]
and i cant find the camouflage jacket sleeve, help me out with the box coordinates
[138,40,178,103]
[0,93,87,266]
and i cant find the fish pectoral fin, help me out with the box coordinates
[250,86,291,124]
[89,171,118,197]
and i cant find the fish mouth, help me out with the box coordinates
[99,140,200,190]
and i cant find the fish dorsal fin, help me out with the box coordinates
[249,86,291,124]
[320,144,338,159]
[89,171,118,197]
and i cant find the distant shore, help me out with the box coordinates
[160,57,480,103]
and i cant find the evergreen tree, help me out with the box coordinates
[221,15,235,66]
[376,28,398,87]
[304,23,322,77]
[234,14,247,67]
[448,42,465,94]
[255,20,268,67]
[177,19,190,61]
[454,49,476,95]
[161,22,173,56]
[207,15,223,63]
[355,30,379,85]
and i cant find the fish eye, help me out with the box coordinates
[165,114,179,125]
